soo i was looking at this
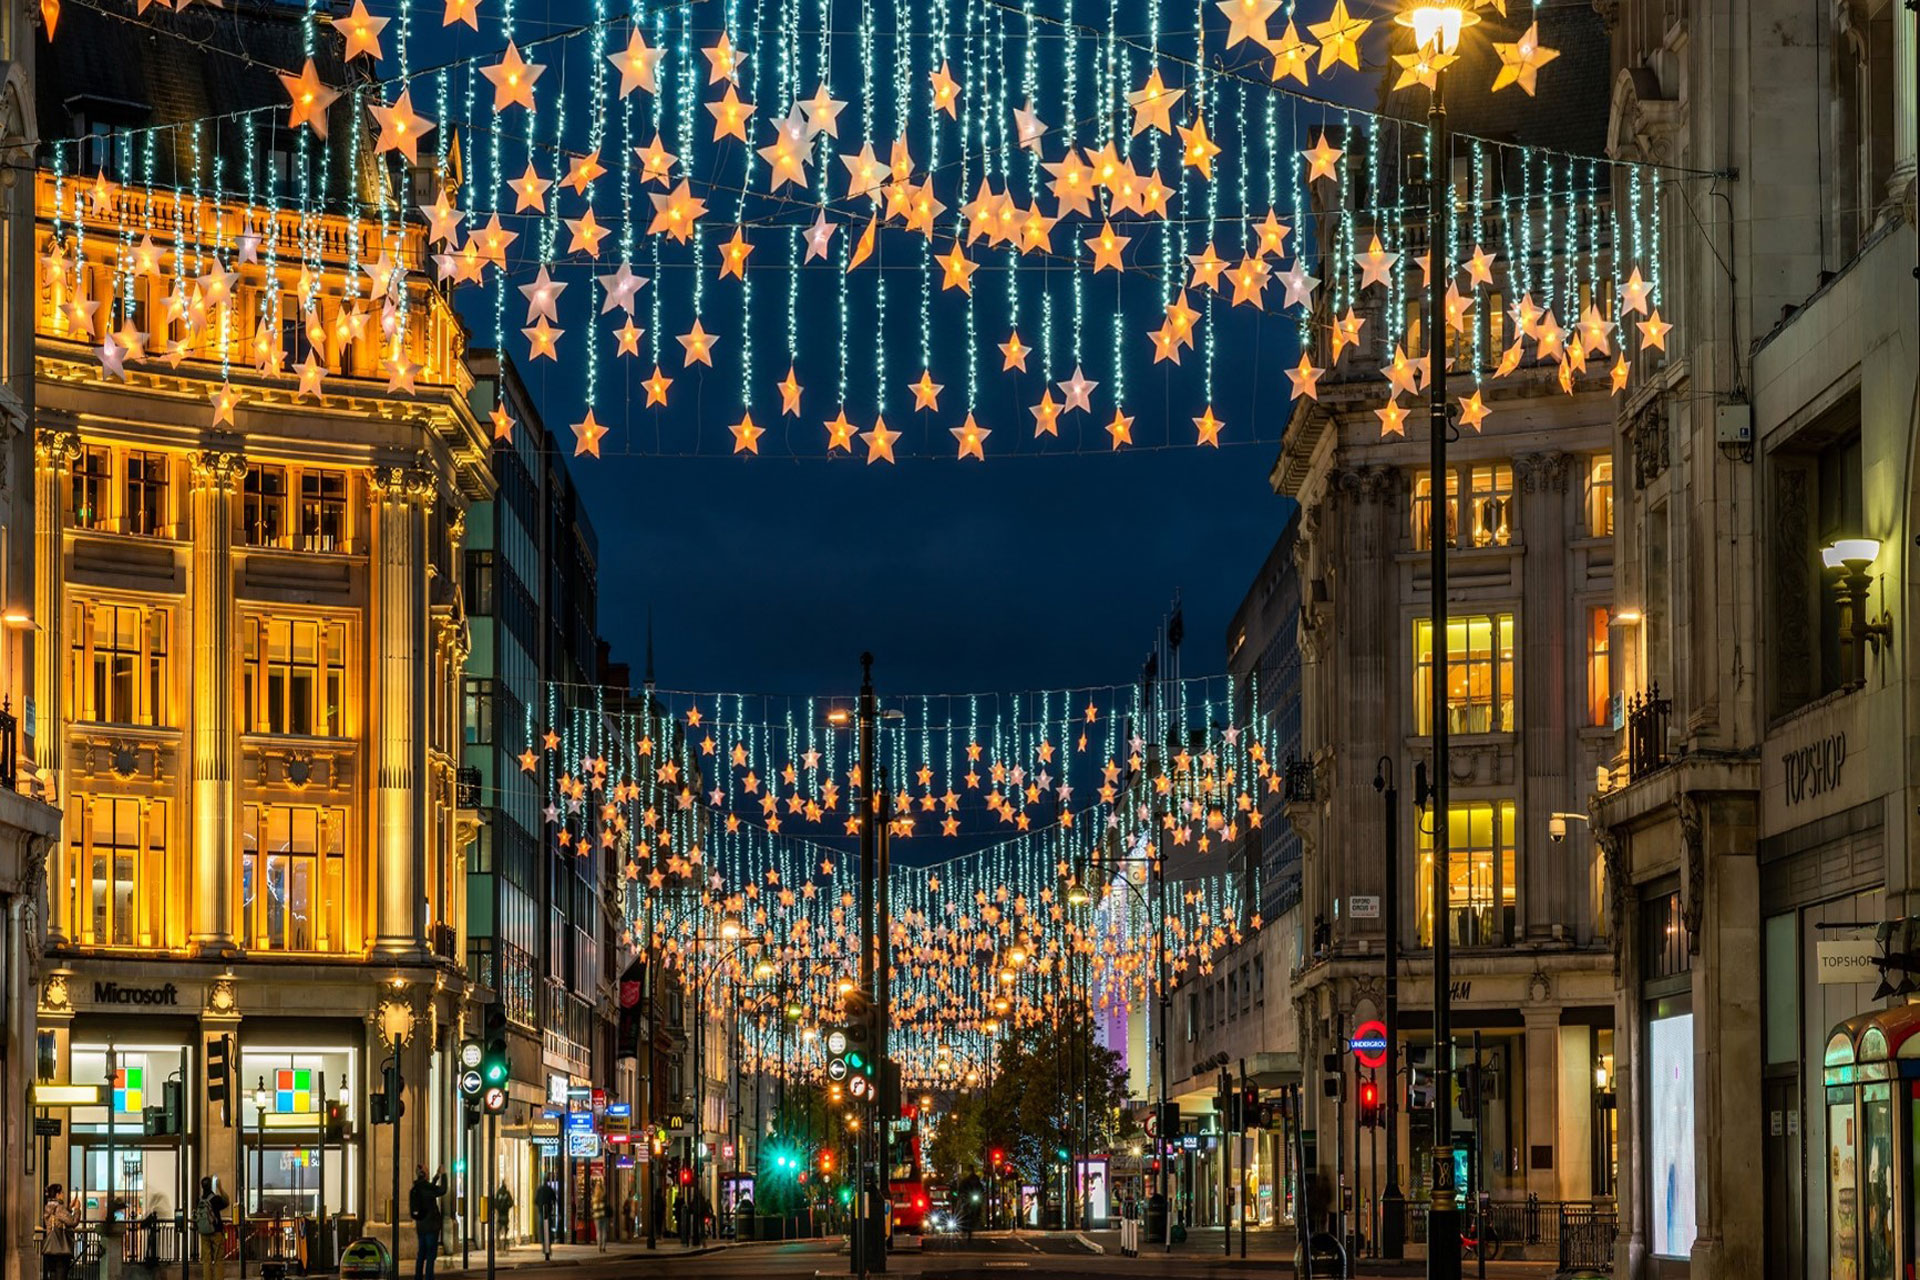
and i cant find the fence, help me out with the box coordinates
[1373,1197,1616,1267]
[1557,1203,1618,1273]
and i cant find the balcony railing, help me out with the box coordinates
[1626,685,1672,780]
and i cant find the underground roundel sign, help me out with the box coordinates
[1348,1020,1389,1070]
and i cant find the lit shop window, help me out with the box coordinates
[1413,614,1516,735]
[1415,800,1517,947]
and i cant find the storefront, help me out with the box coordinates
[1820,1005,1920,1280]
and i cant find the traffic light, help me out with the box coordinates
[206,1034,232,1125]
[324,1100,346,1142]
[1457,1064,1480,1114]
[1157,1101,1180,1142]
[372,1058,405,1125]
[143,1080,182,1138]
[1358,1079,1381,1128]
[1241,1086,1260,1128]
[989,1147,1005,1169]
[679,1166,693,1187]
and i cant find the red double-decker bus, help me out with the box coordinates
[889,1129,930,1233]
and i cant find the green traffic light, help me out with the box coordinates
[837,1187,853,1206]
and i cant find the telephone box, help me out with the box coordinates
[1821,1004,1920,1280]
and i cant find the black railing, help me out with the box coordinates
[1627,684,1672,780]
[1373,1197,1613,1263]
[1558,1203,1618,1272]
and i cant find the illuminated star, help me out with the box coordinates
[563,150,608,196]
[729,412,765,454]
[1638,309,1671,352]
[998,330,1031,372]
[1331,306,1366,361]
[703,32,746,84]
[706,85,756,142]
[1086,220,1129,272]
[1392,49,1457,92]
[1227,256,1269,307]
[804,209,838,262]
[846,215,878,270]
[370,89,435,163]
[1188,243,1229,291]
[565,208,610,258]
[1105,407,1135,449]
[1465,245,1497,288]
[598,262,648,315]
[644,366,672,407]
[801,84,848,137]
[518,265,567,322]
[951,414,990,461]
[1127,69,1185,136]
[1030,391,1062,436]
[208,382,243,426]
[510,162,551,212]
[841,143,888,200]
[335,0,388,61]
[280,59,341,137]
[1279,260,1320,310]
[1014,99,1049,152]
[1578,304,1616,354]
[647,181,708,243]
[1263,20,1316,85]
[614,318,644,356]
[1384,345,1422,399]
[1214,0,1278,48]
[718,226,754,280]
[824,409,858,452]
[1306,0,1368,73]
[1303,133,1343,183]
[779,368,804,416]
[938,243,978,293]
[442,0,479,28]
[99,333,130,380]
[1192,406,1224,447]
[521,317,562,361]
[420,192,465,246]
[1284,352,1322,400]
[1163,290,1200,350]
[483,40,543,110]
[609,29,663,97]
[1492,22,1560,96]
[860,418,901,464]
[1178,116,1222,178]
[490,404,516,441]
[1620,268,1653,317]
[1458,391,1491,431]
[1610,356,1631,394]
[1058,366,1097,413]
[572,409,608,457]
[1376,400,1408,438]
[635,134,678,186]
[910,371,944,412]
[1254,209,1291,256]
[929,62,961,117]
[1353,234,1399,290]
[677,319,718,366]
[1043,149,1096,218]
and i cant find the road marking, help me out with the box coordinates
[983,1262,1031,1268]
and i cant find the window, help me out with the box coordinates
[1586,455,1614,537]
[1186,993,1197,1042]
[1463,464,1514,547]
[72,446,110,530]
[297,469,348,552]
[465,551,496,616]
[1587,607,1614,727]
[243,465,288,548]
[68,601,170,726]
[1411,470,1459,550]
[67,795,168,948]
[243,617,348,737]
[1416,799,1517,947]
[1253,954,1265,1002]
[240,802,347,952]
[1487,291,1506,355]
[1413,614,1516,734]
[464,678,495,745]
[124,452,169,537]
[1227,971,1238,1021]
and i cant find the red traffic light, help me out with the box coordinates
[1359,1081,1379,1108]
[989,1148,1004,1165]
[679,1168,693,1186]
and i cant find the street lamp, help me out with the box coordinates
[1822,537,1892,683]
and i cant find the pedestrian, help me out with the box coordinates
[490,1182,513,1243]
[407,1166,447,1280]
[42,1185,76,1280]
[192,1178,228,1280]
[592,1184,612,1251]
[532,1177,557,1260]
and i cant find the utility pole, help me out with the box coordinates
[853,652,876,1280]
[1376,759,1404,1258]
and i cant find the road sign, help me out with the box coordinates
[1348,1019,1389,1070]
[827,1029,848,1055]
[459,1069,484,1098]
[828,1059,848,1081]
[1348,895,1380,919]
[460,1041,484,1070]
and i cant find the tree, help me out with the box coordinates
[976,1008,1127,1187]
[928,1090,986,1185]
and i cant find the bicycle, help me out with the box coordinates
[1459,1219,1502,1262]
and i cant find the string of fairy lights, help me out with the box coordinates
[35,0,1683,462]
[517,673,1269,1086]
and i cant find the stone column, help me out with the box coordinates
[1514,450,1571,942]
[189,452,244,957]
[1521,998,1560,1199]
[31,428,77,944]
[372,466,434,958]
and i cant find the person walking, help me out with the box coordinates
[531,1178,557,1260]
[42,1185,76,1280]
[192,1178,229,1280]
[489,1182,513,1245]
[407,1166,447,1280]
[591,1184,611,1252]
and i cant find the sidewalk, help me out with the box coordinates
[439,1237,738,1271]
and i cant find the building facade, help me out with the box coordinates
[28,1,491,1261]
[459,351,610,1243]
[1597,0,1918,1277]
[1274,1,1621,1234]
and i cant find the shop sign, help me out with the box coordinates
[605,1102,632,1121]
[1782,732,1847,807]
[1180,1135,1198,1151]
[547,1076,569,1104]
[88,981,185,1007]
[530,1119,561,1138]
[1817,939,1880,985]
[566,1111,595,1133]
[34,1117,62,1137]
[533,1138,561,1155]
[1348,896,1380,920]
[569,1132,600,1158]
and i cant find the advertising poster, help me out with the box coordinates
[1648,1013,1697,1259]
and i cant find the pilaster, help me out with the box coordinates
[371,465,435,958]
[189,450,244,957]
[1515,450,1572,941]
[31,427,76,943]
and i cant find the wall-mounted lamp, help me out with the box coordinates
[1610,609,1642,626]
[1822,538,1893,682]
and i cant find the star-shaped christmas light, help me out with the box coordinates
[802,209,838,262]
[1030,391,1062,436]
[1376,400,1409,437]
[929,62,961,116]
[704,32,746,83]
[1307,0,1368,73]
[951,414,990,460]
[208,382,243,426]
[938,243,978,293]
[482,40,543,110]
[519,266,567,321]
[510,162,551,212]
[1638,309,1671,351]
[729,412,765,454]
[1043,149,1096,218]
[707,85,755,141]
[818,408,857,452]
[635,135,678,185]
[609,29,662,97]
[442,0,479,30]
[860,418,901,463]
[1014,99,1049,152]
[644,366,673,406]
[1354,234,1399,290]
[910,371,944,411]
[614,318,644,356]
[779,368,803,416]
[421,192,465,246]
[1178,116,1222,178]
[1265,20,1316,85]
[1086,220,1130,272]
[1229,255,1269,307]
[280,59,341,137]
[1193,406,1224,447]
[1188,243,1229,291]
[490,403,516,441]
[718,227,754,280]
[1621,268,1653,316]
[1492,23,1560,96]
[1216,0,1278,47]
[565,208,610,258]
[1284,352,1323,400]
[1458,391,1492,431]
[648,182,708,242]
[1303,133,1343,183]
[563,150,607,195]
[572,409,608,457]
[371,89,434,162]
[1254,209,1291,256]
[802,84,848,136]
[1279,260,1320,310]
[598,262,647,315]
[998,330,1031,372]
[335,0,388,60]
[1105,407,1135,449]
[1058,366,1098,413]
[522,317,563,360]
[678,319,717,366]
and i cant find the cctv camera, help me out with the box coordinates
[1548,815,1567,843]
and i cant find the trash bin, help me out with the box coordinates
[1143,1194,1168,1246]
[339,1237,389,1280]
[1294,1230,1346,1274]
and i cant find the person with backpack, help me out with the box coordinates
[407,1167,447,1280]
[42,1185,76,1280]
[531,1177,557,1260]
[192,1178,228,1280]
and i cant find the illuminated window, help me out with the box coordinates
[124,451,170,537]
[298,469,348,552]
[1416,799,1517,947]
[1487,292,1506,355]
[1586,456,1614,537]
[243,465,288,547]
[1463,464,1514,547]
[68,600,171,726]
[1587,607,1614,727]
[1413,614,1516,734]
[1411,471,1460,550]
[67,794,169,948]
[240,802,347,952]
[242,617,348,737]
[72,446,110,530]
